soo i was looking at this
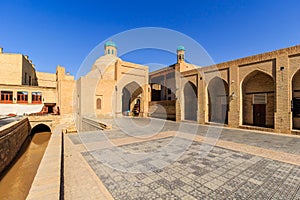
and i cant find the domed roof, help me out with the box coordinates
[177,45,185,51]
[105,40,117,48]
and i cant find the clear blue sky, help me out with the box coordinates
[1,0,300,77]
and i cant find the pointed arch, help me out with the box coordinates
[292,69,300,129]
[242,70,274,127]
[207,77,229,124]
[122,81,143,116]
[184,81,198,121]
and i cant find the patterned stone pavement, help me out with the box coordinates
[70,118,300,154]
[81,137,300,200]
[68,118,300,200]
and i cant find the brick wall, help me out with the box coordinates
[0,117,31,174]
[149,100,176,120]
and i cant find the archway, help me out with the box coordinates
[292,70,300,129]
[30,124,51,135]
[122,81,143,116]
[184,81,197,121]
[242,70,274,128]
[207,77,229,124]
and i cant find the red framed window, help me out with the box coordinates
[0,91,13,104]
[17,91,28,104]
[32,92,42,104]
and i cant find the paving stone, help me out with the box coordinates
[74,118,300,200]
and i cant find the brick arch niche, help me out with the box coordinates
[121,81,143,116]
[184,81,197,121]
[207,77,229,124]
[242,70,275,128]
[292,70,300,129]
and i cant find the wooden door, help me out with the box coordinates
[253,104,266,126]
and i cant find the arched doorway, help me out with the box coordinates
[207,77,229,124]
[184,81,197,121]
[122,81,143,116]
[242,70,275,128]
[30,124,51,135]
[122,87,131,114]
[292,70,300,129]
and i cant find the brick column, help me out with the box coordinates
[228,65,240,128]
[275,54,292,133]
[175,64,181,121]
[198,74,205,124]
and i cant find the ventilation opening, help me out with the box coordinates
[253,93,267,104]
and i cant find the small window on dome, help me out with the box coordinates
[108,49,110,54]
[112,49,114,55]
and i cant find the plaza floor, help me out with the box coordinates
[65,118,300,200]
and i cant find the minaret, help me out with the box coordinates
[104,40,117,56]
[177,45,185,63]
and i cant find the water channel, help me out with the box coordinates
[0,131,51,200]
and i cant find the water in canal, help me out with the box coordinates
[0,132,51,200]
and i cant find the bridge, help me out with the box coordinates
[28,114,76,134]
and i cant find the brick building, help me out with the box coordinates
[0,47,75,116]
[149,45,300,134]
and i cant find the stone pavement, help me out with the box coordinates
[66,118,300,200]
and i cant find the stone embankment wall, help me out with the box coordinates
[0,118,30,174]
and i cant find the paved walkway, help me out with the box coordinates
[65,118,300,200]
[0,116,20,127]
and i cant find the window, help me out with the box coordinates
[32,92,42,104]
[25,72,27,84]
[0,91,13,103]
[17,91,28,104]
[253,93,267,104]
[108,49,110,54]
[29,76,32,85]
[112,49,114,55]
[96,98,102,110]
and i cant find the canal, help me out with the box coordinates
[0,130,51,200]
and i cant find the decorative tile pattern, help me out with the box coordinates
[82,137,300,200]
[71,117,300,155]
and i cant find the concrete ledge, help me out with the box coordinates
[239,125,275,133]
[26,124,65,200]
[82,117,112,130]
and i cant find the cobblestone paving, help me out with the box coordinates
[70,117,300,154]
[82,137,300,200]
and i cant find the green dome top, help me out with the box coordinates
[105,41,117,48]
[177,45,185,51]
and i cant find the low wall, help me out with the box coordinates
[82,117,112,132]
[0,117,31,174]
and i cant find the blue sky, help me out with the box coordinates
[1,0,300,77]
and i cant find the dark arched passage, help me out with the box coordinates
[184,81,198,121]
[208,77,229,124]
[30,124,51,135]
[122,81,143,116]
